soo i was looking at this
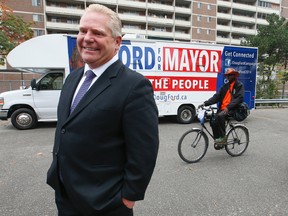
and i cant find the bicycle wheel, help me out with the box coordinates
[178,129,208,163]
[225,125,249,156]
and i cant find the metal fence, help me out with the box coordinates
[255,99,288,107]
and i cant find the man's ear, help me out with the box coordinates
[115,36,122,49]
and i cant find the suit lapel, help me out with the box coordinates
[66,60,124,121]
[58,67,84,122]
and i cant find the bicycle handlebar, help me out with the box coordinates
[197,106,217,112]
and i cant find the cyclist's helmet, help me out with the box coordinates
[224,68,240,77]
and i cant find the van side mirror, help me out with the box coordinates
[30,79,38,90]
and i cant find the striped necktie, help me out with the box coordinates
[70,70,96,113]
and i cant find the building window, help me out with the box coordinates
[67,4,79,9]
[33,29,45,37]
[67,19,79,24]
[33,14,43,22]
[51,18,61,23]
[197,15,202,21]
[32,0,42,6]
[197,28,201,34]
[123,24,141,29]
[151,27,166,32]
[207,29,211,35]
[207,17,212,22]
[198,3,202,9]
[258,1,271,8]
[207,4,211,10]
[257,13,267,19]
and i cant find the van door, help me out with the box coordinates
[32,72,63,121]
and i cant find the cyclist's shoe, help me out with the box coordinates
[214,143,225,150]
[215,136,227,145]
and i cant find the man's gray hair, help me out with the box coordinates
[85,4,122,37]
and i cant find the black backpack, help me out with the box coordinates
[233,102,249,121]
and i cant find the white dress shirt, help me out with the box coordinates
[71,54,118,105]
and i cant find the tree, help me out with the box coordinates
[241,13,288,98]
[278,69,288,98]
[256,63,279,99]
[0,0,33,65]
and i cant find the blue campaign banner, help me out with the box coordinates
[67,36,78,72]
[219,46,258,109]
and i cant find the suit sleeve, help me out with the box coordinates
[121,77,159,201]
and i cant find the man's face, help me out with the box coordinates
[77,11,122,69]
[226,74,236,83]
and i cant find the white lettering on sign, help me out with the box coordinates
[163,47,221,73]
[147,76,216,91]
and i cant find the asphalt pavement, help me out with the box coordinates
[1,108,288,216]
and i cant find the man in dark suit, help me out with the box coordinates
[47,4,159,216]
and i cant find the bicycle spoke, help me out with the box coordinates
[178,129,208,163]
[225,125,249,156]
[191,132,202,148]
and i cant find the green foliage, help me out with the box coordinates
[0,12,33,65]
[241,13,288,99]
[278,69,288,98]
[279,70,288,84]
[256,63,279,98]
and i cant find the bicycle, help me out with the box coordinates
[178,106,249,163]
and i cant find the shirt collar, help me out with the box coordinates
[84,54,118,78]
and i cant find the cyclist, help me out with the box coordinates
[198,68,244,145]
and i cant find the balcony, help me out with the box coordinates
[216,36,231,44]
[231,26,256,35]
[147,16,174,26]
[147,2,174,12]
[174,19,191,28]
[231,14,256,24]
[231,3,256,13]
[217,12,231,20]
[257,7,280,15]
[46,6,83,17]
[147,30,173,38]
[230,38,242,45]
[46,21,79,31]
[85,0,117,6]
[122,28,147,35]
[174,32,191,41]
[118,0,146,9]
[217,0,232,8]
[216,37,243,46]
[119,14,147,23]
[256,18,268,25]
[217,24,231,32]
[175,6,191,14]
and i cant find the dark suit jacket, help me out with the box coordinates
[47,60,159,215]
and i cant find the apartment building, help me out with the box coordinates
[4,0,285,45]
[1,0,287,93]
[4,0,46,37]
[282,0,288,18]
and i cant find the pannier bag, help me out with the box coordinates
[233,102,249,121]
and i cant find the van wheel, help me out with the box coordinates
[177,106,195,124]
[11,108,38,130]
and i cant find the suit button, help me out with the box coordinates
[61,129,66,134]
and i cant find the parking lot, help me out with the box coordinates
[1,108,288,216]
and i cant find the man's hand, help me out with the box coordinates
[221,108,228,115]
[198,103,205,109]
[122,198,135,209]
